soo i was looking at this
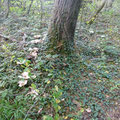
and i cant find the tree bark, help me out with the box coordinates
[40,0,43,22]
[27,0,34,15]
[0,0,1,7]
[47,0,83,54]
[5,0,10,18]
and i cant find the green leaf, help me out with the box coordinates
[31,83,36,89]
[1,89,8,98]
[80,108,84,113]
[54,114,59,120]
[46,54,52,58]
[43,115,53,120]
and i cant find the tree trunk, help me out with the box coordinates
[47,0,83,54]
[27,0,34,15]
[40,0,43,22]
[5,0,10,18]
[22,1,26,11]
[0,0,1,7]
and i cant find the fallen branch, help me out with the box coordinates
[0,34,16,41]
[0,34,9,41]
[86,0,106,25]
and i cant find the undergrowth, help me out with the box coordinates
[0,34,119,120]
[0,1,120,119]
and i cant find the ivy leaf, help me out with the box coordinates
[43,115,53,120]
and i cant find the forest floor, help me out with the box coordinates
[0,1,120,120]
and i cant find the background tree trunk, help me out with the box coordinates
[40,0,43,22]
[0,0,1,7]
[5,0,10,18]
[48,0,83,54]
[87,0,115,24]
[93,0,115,8]
[27,0,34,15]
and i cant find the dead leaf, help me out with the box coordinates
[34,35,41,39]
[30,51,38,59]
[30,39,43,44]
[38,108,43,114]
[86,108,91,113]
[18,80,27,87]
[18,72,30,79]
